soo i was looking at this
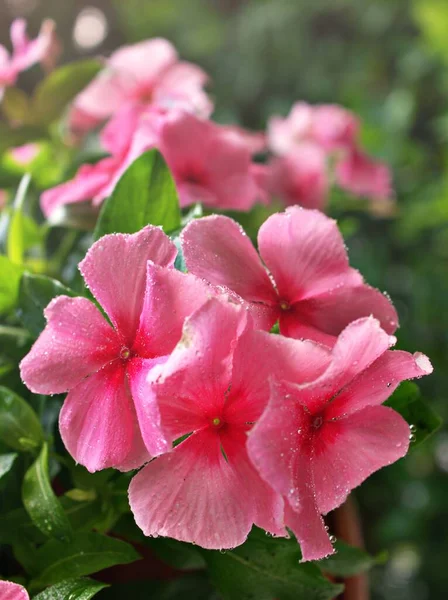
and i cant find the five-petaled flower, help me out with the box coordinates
[181,206,398,344]
[20,226,211,472]
[247,316,432,561]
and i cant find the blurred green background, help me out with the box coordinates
[1,0,447,597]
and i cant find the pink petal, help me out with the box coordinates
[336,148,392,200]
[127,356,171,457]
[73,69,129,121]
[269,145,328,210]
[225,328,330,426]
[182,215,277,304]
[20,296,120,395]
[326,349,433,419]
[247,379,333,561]
[220,427,286,538]
[282,283,398,345]
[258,207,358,304]
[154,61,212,118]
[148,298,247,438]
[60,362,149,472]
[0,581,29,600]
[79,226,176,345]
[40,158,118,218]
[310,105,359,152]
[296,317,394,414]
[313,406,410,515]
[110,38,177,87]
[132,263,212,358]
[129,428,257,549]
[100,103,144,156]
[9,18,52,73]
[267,103,314,155]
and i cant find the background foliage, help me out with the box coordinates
[0,0,447,598]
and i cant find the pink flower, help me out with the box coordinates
[267,102,358,156]
[181,207,398,344]
[10,143,40,165]
[0,581,29,600]
[70,38,212,133]
[20,226,212,472]
[40,105,156,218]
[129,298,331,548]
[336,147,392,200]
[269,143,328,209]
[0,19,54,98]
[247,317,433,561]
[157,111,260,210]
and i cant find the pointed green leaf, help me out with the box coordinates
[7,173,32,265]
[0,255,24,314]
[32,59,102,126]
[31,532,141,589]
[18,273,76,337]
[33,577,109,600]
[94,149,181,239]
[22,442,73,542]
[0,452,17,480]
[0,386,43,451]
[201,528,343,600]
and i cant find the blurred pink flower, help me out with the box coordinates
[0,19,54,99]
[10,143,40,165]
[268,143,328,210]
[268,102,358,156]
[157,111,260,210]
[181,207,398,343]
[248,317,432,561]
[69,38,212,134]
[336,147,392,200]
[20,227,212,472]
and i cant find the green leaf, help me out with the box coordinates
[201,528,343,600]
[94,149,181,239]
[0,255,24,314]
[31,532,141,589]
[33,578,108,600]
[7,173,32,265]
[0,386,43,451]
[33,577,108,600]
[22,442,73,542]
[18,273,76,337]
[32,59,102,126]
[320,541,379,577]
[386,382,442,447]
[0,452,17,480]
[1,87,32,124]
[0,123,47,155]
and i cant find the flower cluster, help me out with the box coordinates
[20,206,432,561]
[41,38,393,219]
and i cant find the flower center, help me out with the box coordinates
[279,300,290,311]
[211,417,225,430]
[312,415,323,429]
[120,346,131,360]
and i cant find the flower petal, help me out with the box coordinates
[20,296,120,394]
[225,328,330,426]
[247,379,333,561]
[326,350,433,419]
[129,428,257,549]
[132,263,212,358]
[297,316,395,414]
[79,226,176,345]
[258,207,359,304]
[127,356,171,457]
[148,297,247,441]
[59,362,149,472]
[281,283,398,344]
[313,406,410,515]
[182,215,277,304]
[0,581,29,600]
